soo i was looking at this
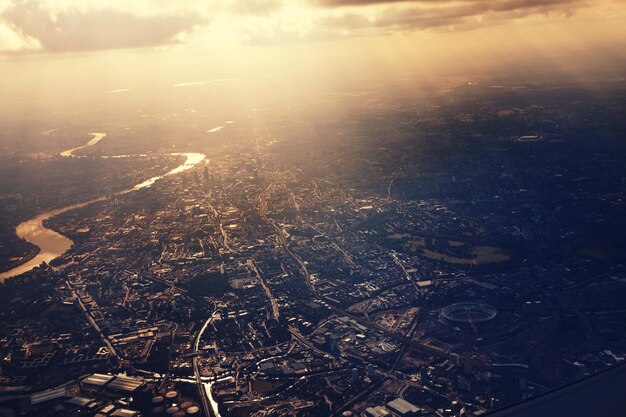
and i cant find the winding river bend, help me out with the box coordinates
[0,133,205,281]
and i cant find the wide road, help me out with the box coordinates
[193,309,218,417]
[248,259,280,320]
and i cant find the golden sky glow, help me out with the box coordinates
[1,0,625,53]
[0,0,625,111]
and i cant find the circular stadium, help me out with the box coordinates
[440,302,497,324]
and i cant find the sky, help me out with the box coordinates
[0,0,625,113]
[0,0,625,52]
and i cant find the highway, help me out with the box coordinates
[66,280,120,360]
[193,308,219,417]
[248,259,280,320]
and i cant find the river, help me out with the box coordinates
[0,134,205,281]
[59,132,107,157]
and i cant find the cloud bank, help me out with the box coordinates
[0,0,206,53]
[314,0,587,34]
[0,0,613,53]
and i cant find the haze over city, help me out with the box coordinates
[2,0,625,109]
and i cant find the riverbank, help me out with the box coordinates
[0,135,204,282]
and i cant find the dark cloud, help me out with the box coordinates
[1,0,207,53]
[314,0,588,33]
[238,0,589,46]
